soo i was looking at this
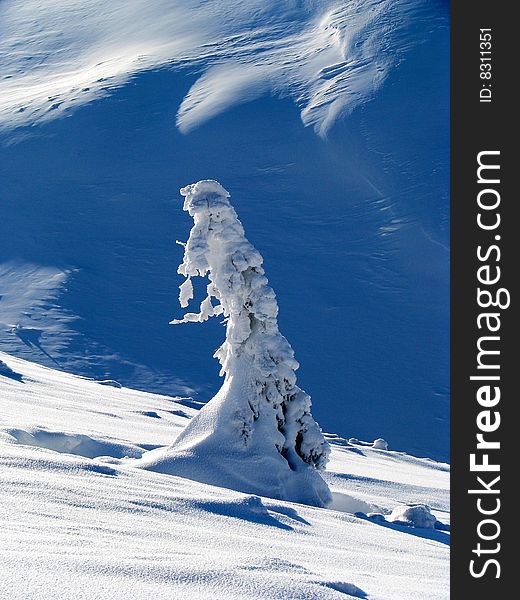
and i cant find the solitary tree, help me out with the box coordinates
[140,180,331,507]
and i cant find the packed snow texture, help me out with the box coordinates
[0,352,450,599]
[0,0,415,136]
[138,181,331,507]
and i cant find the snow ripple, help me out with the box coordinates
[0,0,415,135]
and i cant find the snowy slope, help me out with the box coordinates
[0,353,449,600]
[0,0,416,134]
[0,0,449,460]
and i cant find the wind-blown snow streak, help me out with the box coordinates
[0,0,415,135]
[0,262,75,363]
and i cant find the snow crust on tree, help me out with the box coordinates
[138,180,331,507]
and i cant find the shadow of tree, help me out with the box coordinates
[13,326,61,366]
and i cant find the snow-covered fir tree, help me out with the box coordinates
[139,180,331,507]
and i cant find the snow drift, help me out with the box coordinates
[0,351,450,600]
[0,0,415,135]
[138,181,331,507]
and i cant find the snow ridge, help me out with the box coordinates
[0,0,415,135]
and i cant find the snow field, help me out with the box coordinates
[1,352,449,599]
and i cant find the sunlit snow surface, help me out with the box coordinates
[0,0,449,459]
[0,0,416,135]
[0,353,449,600]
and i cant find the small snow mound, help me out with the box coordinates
[388,504,437,529]
[8,428,143,460]
[240,557,311,574]
[330,492,377,515]
[365,512,386,523]
[372,438,389,450]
